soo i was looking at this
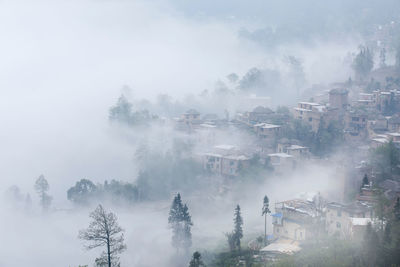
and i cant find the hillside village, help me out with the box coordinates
[159,53,400,263]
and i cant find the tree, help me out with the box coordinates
[262,195,271,245]
[188,251,205,267]
[168,193,193,254]
[379,48,386,68]
[287,56,306,97]
[225,232,236,252]
[233,205,243,251]
[109,95,133,124]
[371,140,400,177]
[352,46,374,81]
[361,174,369,192]
[79,205,126,267]
[34,175,52,211]
[362,174,369,186]
[67,179,98,205]
[226,73,239,83]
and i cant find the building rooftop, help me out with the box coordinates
[298,102,321,106]
[260,239,301,254]
[224,155,250,161]
[199,123,217,128]
[254,123,281,129]
[350,217,372,226]
[326,201,372,214]
[214,144,236,150]
[276,199,319,217]
[388,132,400,137]
[286,145,308,150]
[372,138,389,144]
[268,153,293,158]
[293,107,312,112]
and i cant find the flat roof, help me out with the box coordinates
[224,155,250,160]
[214,145,236,150]
[387,132,400,137]
[203,153,223,158]
[298,102,321,106]
[350,217,372,226]
[268,153,293,158]
[293,107,312,112]
[199,123,216,128]
[372,138,389,143]
[287,145,307,150]
[254,123,281,129]
[260,239,301,254]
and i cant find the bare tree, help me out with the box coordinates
[79,205,126,267]
[34,175,52,211]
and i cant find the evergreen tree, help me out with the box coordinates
[352,46,374,81]
[380,48,386,68]
[233,205,243,251]
[362,174,369,186]
[34,175,52,211]
[168,193,193,253]
[188,251,205,267]
[361,174,369,192]
[262,195,271,245]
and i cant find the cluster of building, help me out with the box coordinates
[260,192,374,260]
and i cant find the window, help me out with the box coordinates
[308,117,312,122]
[230,161,235,166]
[276,228,279,233]
[336,222,341,228]
[337,210,341,217]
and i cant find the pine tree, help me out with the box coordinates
[168,193,193,253]
[34,175,52,211]
[188,251,205,267]
[233,205,243,251]
[182,204,193,250]
[361,174,369,192]
[262,195,271,245]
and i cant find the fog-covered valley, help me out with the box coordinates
[2,0,400,267]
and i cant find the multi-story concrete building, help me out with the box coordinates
[272,198,322,241]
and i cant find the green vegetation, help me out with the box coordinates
[34,175,52,212]
[208,249,261,267]
[79,205,126,267]
[352,46,374,81]
[67,179,139,206]
[189,251,206,267]
[168,193,193,254]
[109,95,158,126]
[370,139,400,179]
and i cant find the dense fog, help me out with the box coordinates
[1,0,400,266]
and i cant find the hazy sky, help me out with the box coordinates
[0,0,359,195]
